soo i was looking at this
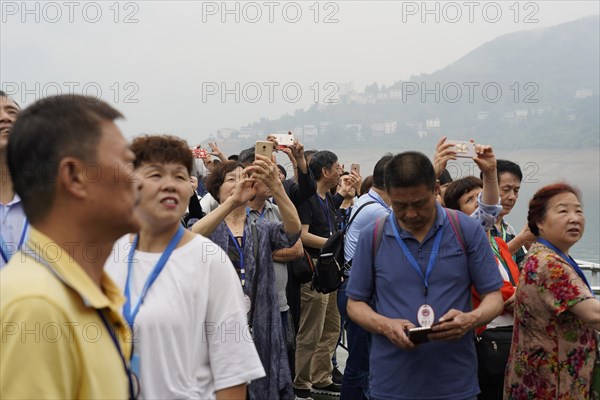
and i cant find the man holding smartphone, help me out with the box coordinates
[347,152,503,400]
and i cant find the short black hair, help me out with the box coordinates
[439,169,452,185]
[304,149,318,165]
[277,164,287,179]
[480,159,523,182]
[238,147,255,167]
[372,153,393,190]
[497,159,523,182]
[0,91,21,109]
[384,152,436,192]
[309,150,338,181]
[7,95,123,223]
[443,176,483,212]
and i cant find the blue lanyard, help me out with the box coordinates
[537,238,592,291]
[123,225,185,328]
[367,193,390,211]
[0,219,28,263]
[339,208,351,231]
[316,194,332,235]
[227,227,246,286]
[97,310,137,399]
[388,210,446,297]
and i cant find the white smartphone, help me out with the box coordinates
[271,132,295,147]
[447,140,476,158]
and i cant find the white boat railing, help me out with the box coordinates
[577,259,600,297]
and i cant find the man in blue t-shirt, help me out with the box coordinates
[347,151,504,400]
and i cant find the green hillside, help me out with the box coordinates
[240,16,600,150]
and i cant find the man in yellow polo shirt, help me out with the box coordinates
[1,94,142,399]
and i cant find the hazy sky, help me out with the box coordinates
[1,0,598,144]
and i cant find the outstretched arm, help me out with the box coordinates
[472,142,499,207]
[208,142,227,162]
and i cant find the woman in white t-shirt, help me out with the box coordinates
[105,134,265,400]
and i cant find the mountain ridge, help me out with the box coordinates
[218,15,600,150]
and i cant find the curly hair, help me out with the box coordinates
[130,135,194,174]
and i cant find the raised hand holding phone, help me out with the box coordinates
[255,141,274,160]
[446,139,476,158]
[433,136,458,177]
[269,132,295,148]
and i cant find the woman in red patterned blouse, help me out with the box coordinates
[504,183,599,399]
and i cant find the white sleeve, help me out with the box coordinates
[200,194,220,215]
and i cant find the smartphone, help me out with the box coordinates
[406,318,454,344]
[271,132,295,147]
[191,147,208,159]
[255,141,274,159]
[351,163,360,175]
[406,326,433,344]
[447,140,476,158]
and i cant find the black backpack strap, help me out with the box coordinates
[342,201,377,268]
[344,201,376,234]
[248,222,259,331]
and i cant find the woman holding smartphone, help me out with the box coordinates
[192,156,302,400]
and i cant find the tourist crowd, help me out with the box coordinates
[1,93,598,400]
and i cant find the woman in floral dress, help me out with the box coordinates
[504,183,599,399]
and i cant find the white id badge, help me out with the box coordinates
[417,304,435,328]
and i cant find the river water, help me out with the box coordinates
[332,147,600,263]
